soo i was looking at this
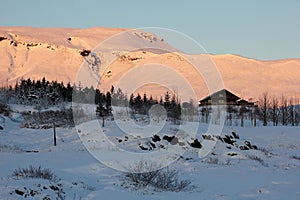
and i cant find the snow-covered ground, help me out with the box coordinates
[0,112,300,199]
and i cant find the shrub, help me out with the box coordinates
[0,102,10,116]
[291,155,300,161]
[21,109,74,129]
[203,157,219,165]
[12,165,59,182]
[0,144,23,153]
[246,155,269,167]
[121,160,194,192]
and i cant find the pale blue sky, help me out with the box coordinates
[0,0,299,60]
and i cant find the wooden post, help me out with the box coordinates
[53,123,57,146]
[254,112,257,127]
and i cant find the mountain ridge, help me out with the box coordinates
[0,26,299,101]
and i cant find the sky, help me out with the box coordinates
[0,0,299,60]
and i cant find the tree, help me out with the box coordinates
[164,92,171,111]
[258,92,270,126]
[112,88,126,107]
[106,91,112,109]
[149,104,166,123]
[288,98,295,126]
[96,103,111,127]
[270,96,279,126]
[129,94,135,109]
[134,93,143,114]
[159,96,163,105]
[168,94,181,122]
[295,97,300,126]
[226,105,233,126]
[182,100,195,121]
[110,85,115,95]
[239,106,246,127]
[280,95,288,126]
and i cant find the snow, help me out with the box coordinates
[0,26,300,102]
[1,111,300,199]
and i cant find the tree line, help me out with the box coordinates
[0,78,299,127]
[0,78,182,123]
[257,92,300,126]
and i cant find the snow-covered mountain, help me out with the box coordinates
[0,26,299,101]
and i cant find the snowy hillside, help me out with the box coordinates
[0,27,300,101]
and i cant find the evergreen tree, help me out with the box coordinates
[134,93,143,113]
[96,103,111,127]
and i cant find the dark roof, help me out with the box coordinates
[200,89,240,103]
[237,99,249,103]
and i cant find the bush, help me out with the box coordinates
[12,165,59,182]
[0,144,23,153]
[291,155,300,161]
[121,160,194,192]
[246,155,269,167]
[0,102,10,116]
[21,109,74,129]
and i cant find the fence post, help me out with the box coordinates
[53,123,57,146]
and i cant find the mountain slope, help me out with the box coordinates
[0,26,299,101]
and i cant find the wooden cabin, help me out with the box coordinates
[199,89,256,107]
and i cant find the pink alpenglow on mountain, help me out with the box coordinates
[0,26,299,101]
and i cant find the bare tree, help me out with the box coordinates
[270,96,279,126]
[295,97,300,126]
[258,92,270,126]
[280,95,288,126]
[288,98,295,126]
[227,105,233,126]
[239,106,246,127]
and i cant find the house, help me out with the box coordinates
[199,89,256,106]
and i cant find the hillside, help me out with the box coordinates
[0,26,299,101]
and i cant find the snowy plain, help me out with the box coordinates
[0,108,300,200]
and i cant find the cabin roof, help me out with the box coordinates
[200,89,240,103]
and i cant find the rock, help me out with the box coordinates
[239,146,249,150]
[170,137,179,145]
[152,134,161,142]
[178,141,185,146]
[115,137,122,143]
[231,131,239,139]
[163,135,175,143]
[163,135,179,144]
[0,125,3,130]
[244,140,252,148]
[190,139,202,149]
[139,145,148,151]
[49,185,59,191]
[215,135,224,142]
[150,142,156,149]
[223,135,235,146]
[227,152,238,157]
[202,134,214,141]
[15,189,24,196]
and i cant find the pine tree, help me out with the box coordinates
[96,103,111,127]
[134,93,143,114]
